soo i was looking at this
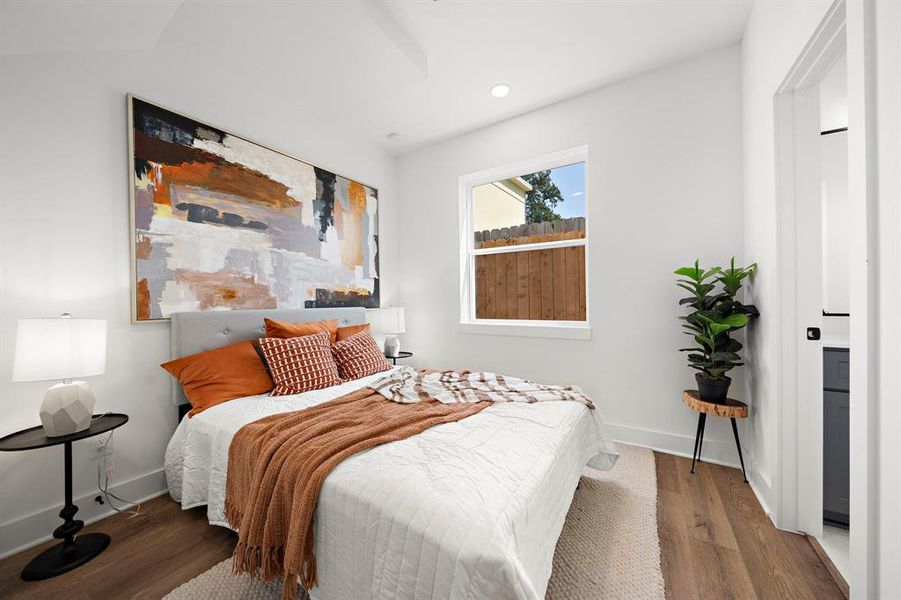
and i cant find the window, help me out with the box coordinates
[459,147,589,339]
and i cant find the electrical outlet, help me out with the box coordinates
[105,457,115,479]
[93,436,113,460]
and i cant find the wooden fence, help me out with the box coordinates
[474,217,586,249]
[474,218,586,321]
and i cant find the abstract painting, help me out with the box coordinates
[128,96,379,322]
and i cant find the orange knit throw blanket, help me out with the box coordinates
[224,385,489,600]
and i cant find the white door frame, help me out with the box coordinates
[858,0,899,595]
[774,1,882,596]
[773,1,845,538]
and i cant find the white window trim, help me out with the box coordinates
[458,146,590,340]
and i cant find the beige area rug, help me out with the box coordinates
[165,444,664,600]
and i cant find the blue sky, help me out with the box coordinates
[545,162,584,218]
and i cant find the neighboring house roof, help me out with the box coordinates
[508,176,533,192]
[494,178,531,203]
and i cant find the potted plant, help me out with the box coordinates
[675,258,759,402]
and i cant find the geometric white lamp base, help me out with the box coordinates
[39,381,95,437]
[383,335,401,357]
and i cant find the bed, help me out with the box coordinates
[163,307,618,600]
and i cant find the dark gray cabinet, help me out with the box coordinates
[824,346,850,391]
[823,347,850,527]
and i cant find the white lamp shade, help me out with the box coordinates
[12,318,107,382]
[379,307,406,335]
[365,309,382,332]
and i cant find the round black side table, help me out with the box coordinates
[0,413,129,581]
[385,351,413,365]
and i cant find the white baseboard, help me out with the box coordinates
[748,476,774,522]
[606,421,748,469]
[0,468,168,560]
[609,421,781,534]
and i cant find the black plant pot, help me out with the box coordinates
[695,374,731,403]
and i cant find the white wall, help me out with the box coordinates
[821,131,850,326]
[819,54,850,344]
[396,45,746,466]
[820,54,848,132]
[0,48,398,556]
[740,0,834,517]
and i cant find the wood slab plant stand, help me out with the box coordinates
[682,390,749,483]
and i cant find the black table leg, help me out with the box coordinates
[697,413,707,464]
[731,418,749,483]
[21,441,110,581]
[690,412,707,474]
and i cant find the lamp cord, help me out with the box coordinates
[95,431,142,519]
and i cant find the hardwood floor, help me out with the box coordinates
[656,453,845,600]
[0,452,845,599]
[0,497,235,600]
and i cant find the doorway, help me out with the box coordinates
[772,0,850,585]
[818,52,850,578]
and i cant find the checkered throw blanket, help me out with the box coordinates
[370,367,595,409]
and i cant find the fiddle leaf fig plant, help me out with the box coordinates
[676,258,759,380]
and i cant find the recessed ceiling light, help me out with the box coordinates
[490,83,510,98]
[386,132,404,142]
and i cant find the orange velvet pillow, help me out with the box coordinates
[161,341,273,417]
[336,323,370,341]
[264,318,340,344]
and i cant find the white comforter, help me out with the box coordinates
[164,367,618,600]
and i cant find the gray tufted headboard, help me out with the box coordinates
[169,307,367,409]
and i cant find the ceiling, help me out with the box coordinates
[0,0,753,155]
[0,0,184,55]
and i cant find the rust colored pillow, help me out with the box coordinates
[331,330,392,381]
[336,323,370,341]
[264,318,340,344]
[161,341,273,418]
[258,331,342,396]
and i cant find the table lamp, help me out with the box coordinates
[12,314,107,437]
[379,307,405,357]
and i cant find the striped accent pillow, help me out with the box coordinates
[331,330,392,381]
[258,331,342,396]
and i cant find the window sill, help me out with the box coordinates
[458,320,591,340]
